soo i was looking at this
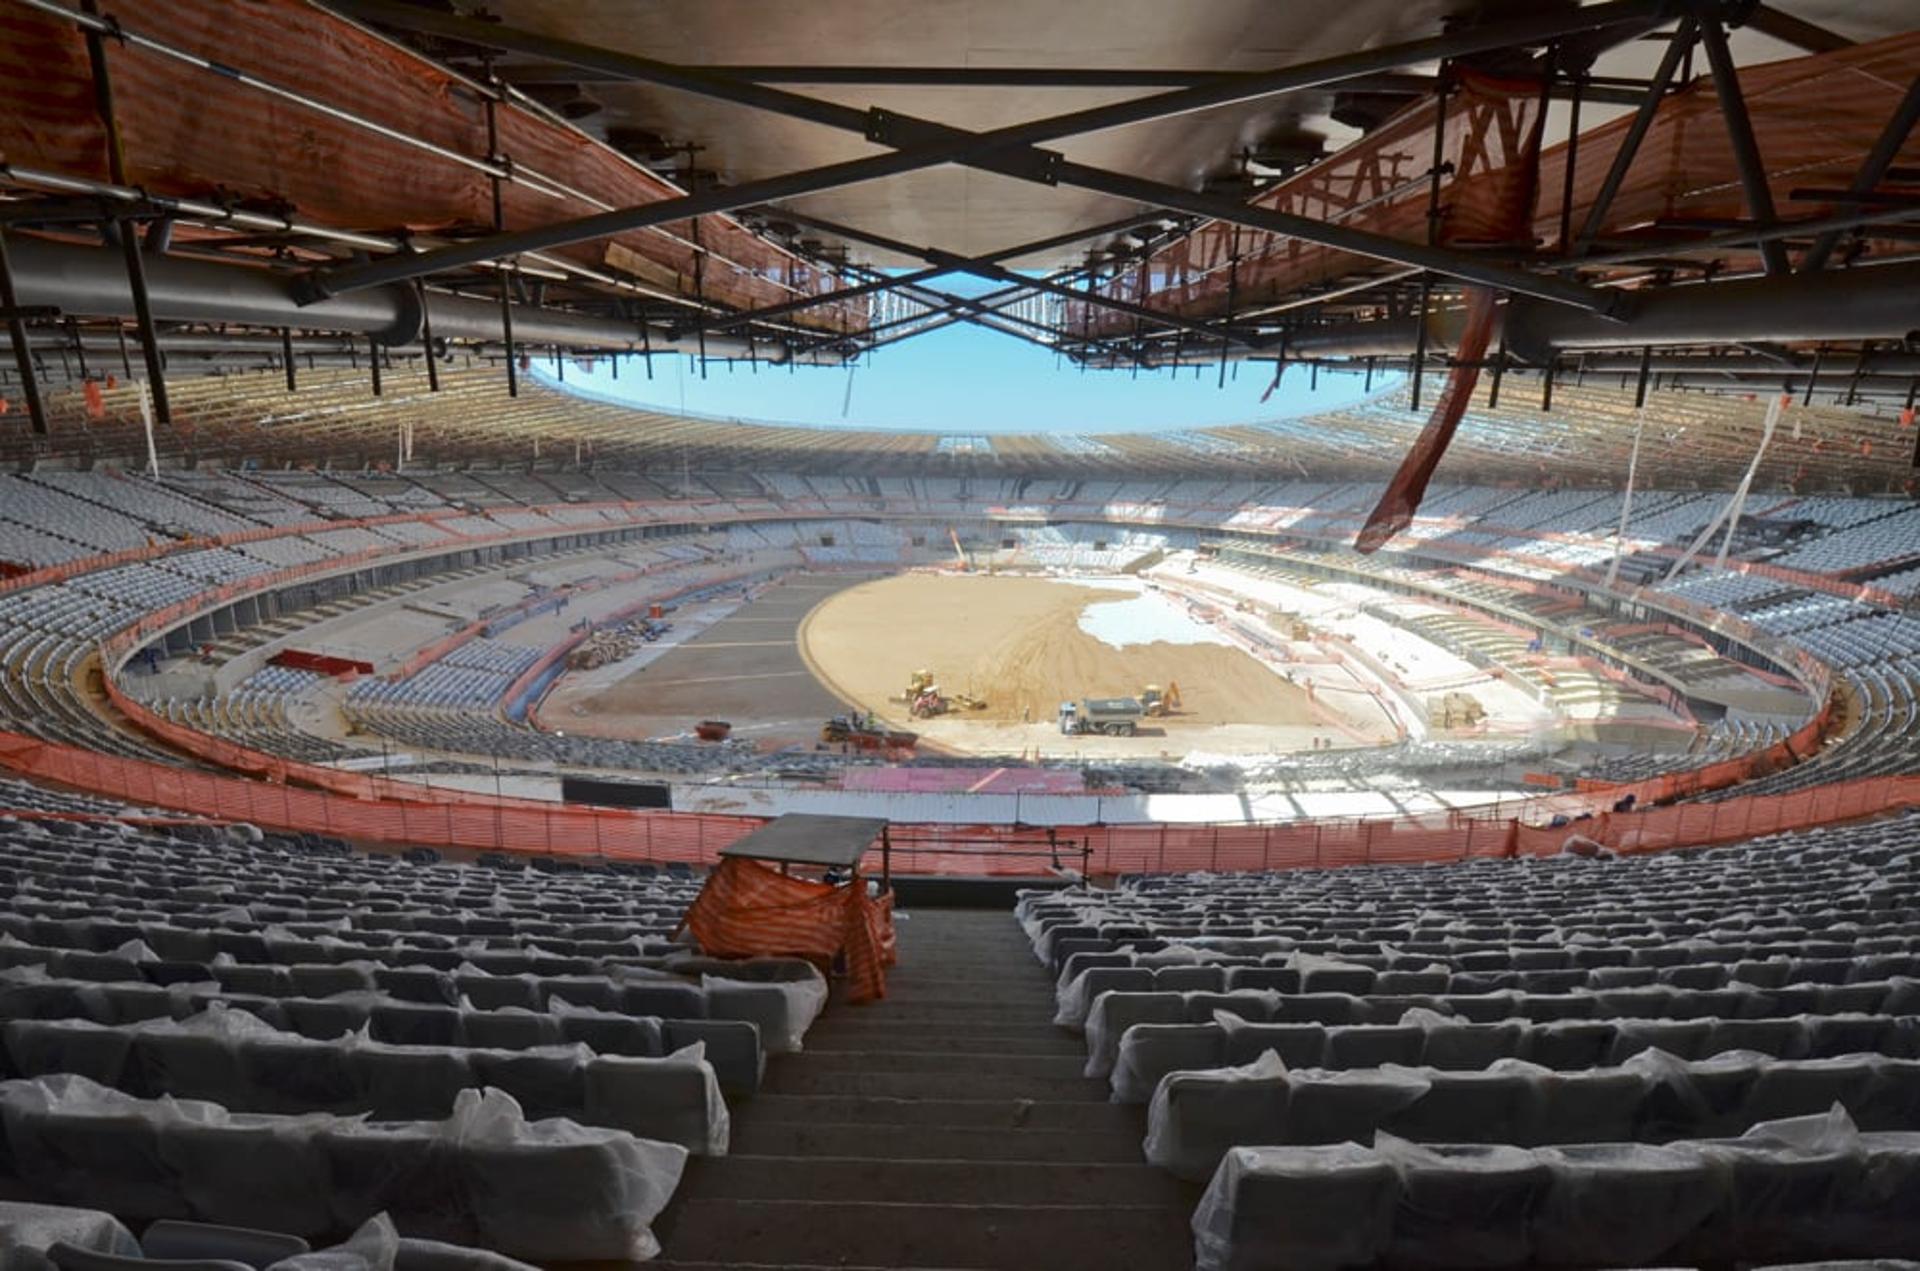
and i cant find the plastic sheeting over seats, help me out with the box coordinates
[1191,1108,1920,1271]
[0,1078,685,1263]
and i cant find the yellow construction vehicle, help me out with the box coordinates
[1141,682,1182,717]
[901,668,987,717]
[1429,691,1487,729]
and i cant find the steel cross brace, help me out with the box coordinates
[307,0,1661,318]
[690,210,1171,337]
[770,208,1251,349]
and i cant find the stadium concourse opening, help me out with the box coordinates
[2,0,1920,1268]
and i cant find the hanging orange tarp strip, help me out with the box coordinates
[1355,286,1502,553]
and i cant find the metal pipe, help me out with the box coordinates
[0,238,841,363]
[1270,262,1920,363]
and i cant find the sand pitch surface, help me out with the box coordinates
[799,573,1319,732]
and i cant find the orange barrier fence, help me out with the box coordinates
[6,723,1917,875]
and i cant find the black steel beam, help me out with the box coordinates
[1800,76,1920,272]
[311,0,1661,313]
[0,228,49,435]
[774,208,1250,347]
[497,61,1671,107]
[1743,4,1853,54]
[699,211,1167,336]
[81,0,170,424]
[496,62,1437,92]
[1574,17,1696,256]
[1697,15,1790,275]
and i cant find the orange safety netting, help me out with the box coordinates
[1067,34,1920,334]
[0,1,865,334]
[681,857,897,1004]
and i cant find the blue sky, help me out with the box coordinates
[539,278,1391,434]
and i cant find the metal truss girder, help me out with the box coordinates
[773,208,1252,347]
[696,210,1167,336]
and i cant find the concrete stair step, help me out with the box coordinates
[742,1094,1144,1132]
[731,1120,1147,1163]
[659,1199,1194,1271]
[680,1155,1181,1205]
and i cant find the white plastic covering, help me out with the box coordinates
[1111,1023,1224,1104]
[583,1042,730,1156]
[1375,1135,1550,1267]
[0,1201,139,1271]
[0,1004,730,1153]
[1084,993,1187,1079]
[1086,990,1276,1080]
[1145,1051,1289,1182]
[443,1089,687,1261]
[701,969,826,1054]
[1280,1064,1433,1147]
[1533,1140,1728,1264]
[267,1212,399,1271]
[1187,1109,1920,1271]
[0,1078,688,1262]
[1191,1143,1401,1271]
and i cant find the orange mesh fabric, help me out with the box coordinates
[682,857,897,1004]
[1354,287,1501,553]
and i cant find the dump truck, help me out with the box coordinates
[1058,697,1144,736]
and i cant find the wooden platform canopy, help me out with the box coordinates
[719,813,892,888]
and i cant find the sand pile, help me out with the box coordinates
[800,573,1316,730]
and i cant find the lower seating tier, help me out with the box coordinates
[0,1076,684,1262]
[1191,1108,1919,1271]
[1147,1047,1920,1183]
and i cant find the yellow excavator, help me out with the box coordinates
[1141,682,1183,717]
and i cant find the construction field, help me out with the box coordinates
[541,574,877,751]
[798,572,1395,759]
[542,570,1397,762]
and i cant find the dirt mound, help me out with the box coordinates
[800,573,1317,730]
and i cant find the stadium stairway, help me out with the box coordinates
[653,908,1199,1270]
